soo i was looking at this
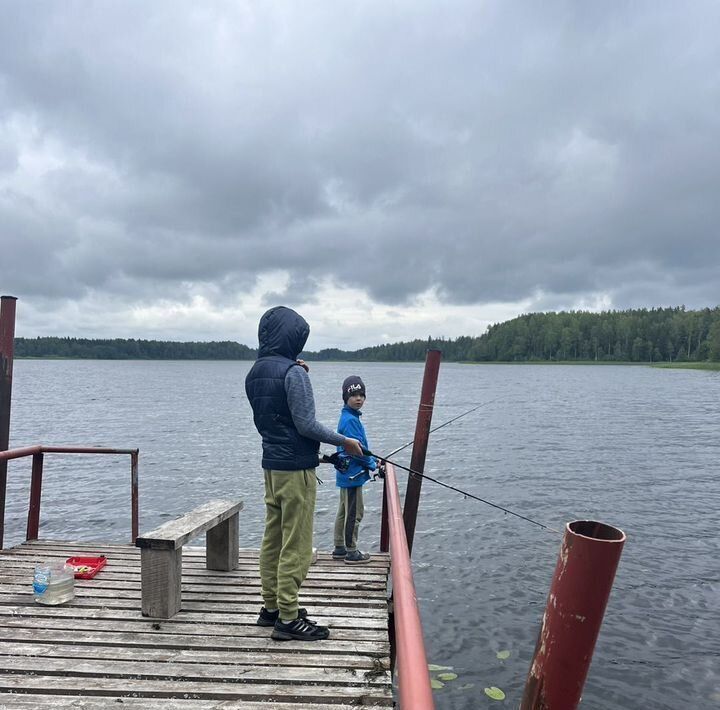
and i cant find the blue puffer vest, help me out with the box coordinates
[245,307,320,471]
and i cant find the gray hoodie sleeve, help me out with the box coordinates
[284,366,347,446]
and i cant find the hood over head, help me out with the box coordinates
[257,306,310,360]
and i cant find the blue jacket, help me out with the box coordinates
[335,405,376,488]
[245,307,320,470]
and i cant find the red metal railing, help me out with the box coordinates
[383,461,435,709]
[0,445,139,547]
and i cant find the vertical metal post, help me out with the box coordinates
[521,520,626,710]
[403,349,441,556]
[0,295,18,549]
[26,452,44,541]
[130,450,139,543]
[380,474,389,553]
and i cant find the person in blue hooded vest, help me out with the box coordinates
[245,306,363,642]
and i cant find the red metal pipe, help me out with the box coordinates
[0,445,138,461]
[520,520,626,710]
[385,461,435,710]
[403,349,442,555]
[0,295,18,549]
[26,453,44,540]
[40,446,139,455]
[0,445,43,461]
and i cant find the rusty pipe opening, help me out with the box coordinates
[568,520,625,542]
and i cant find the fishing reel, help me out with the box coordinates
[320,452,350,472]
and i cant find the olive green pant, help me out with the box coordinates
[259,468,317,620]
[333,485,364,552]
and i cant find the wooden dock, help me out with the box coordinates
[0,540,393,708]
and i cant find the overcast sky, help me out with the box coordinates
[1,2,719,350]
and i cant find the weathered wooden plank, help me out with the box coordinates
[0,595,387,620]
[0,627,390,656]
[17,555,390,579]
[0,655,390,686]
[141,547,182,617]
[0,564,388,589]
[0,567,389,588]
[0,615,387,642]
[0,572,386,597]
[135,500,244,551]
[205,512,239,571]
[0,675,394,704]
[23,541,390,563]
[9,543,391,571]
[0,582,387,603]
[0,694,376,710]
[0,588,387,609]
[0,641,389,670]
[0,605,387,631]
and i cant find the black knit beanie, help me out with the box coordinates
[342,375,366,402]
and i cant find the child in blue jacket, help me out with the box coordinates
[332,375,377,564]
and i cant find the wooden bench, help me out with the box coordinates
[135,498,243,618]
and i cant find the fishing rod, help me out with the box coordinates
[370,452,559,533]
[320,397,558,532]
[321,448,559,533]
[384,398,500,459]
[318,400,493,470]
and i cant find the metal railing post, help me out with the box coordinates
[521,520,626,710]
[1,445,140,544]
[0,295,18,549]
[130,450,139,543]
[403,349,441,555]
[26,452,44,540]
[379,474,389,553]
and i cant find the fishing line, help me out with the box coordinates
[360,452,561,534]
[384,398,500,459]
[322,398,559,533]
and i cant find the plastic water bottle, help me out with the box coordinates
[33,562,75,605]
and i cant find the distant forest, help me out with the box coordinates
[14,306,720,363]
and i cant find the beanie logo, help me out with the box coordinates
[347,384,363,393]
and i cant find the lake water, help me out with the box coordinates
[4,360,719,709]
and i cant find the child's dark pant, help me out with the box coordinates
[334,486,364,551]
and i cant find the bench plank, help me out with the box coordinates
[136,500,243,550]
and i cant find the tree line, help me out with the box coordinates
[14,337,256,360]
[13,306,720,362]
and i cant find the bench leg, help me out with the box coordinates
[140,547,182,618]
[206,512,239,571]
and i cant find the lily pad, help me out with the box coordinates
[428,664,452,671]
[437,672,458,681]
[484,686,506,701]
[430,679,445,689]
[496,650,511,660]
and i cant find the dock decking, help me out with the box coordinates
[0,540,393,708]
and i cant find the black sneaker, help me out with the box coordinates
[344,550,371,564]
[271,616,330,641]
[331,546,347,559]
[257,606,309,627]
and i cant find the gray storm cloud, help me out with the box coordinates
[1,0,719,318]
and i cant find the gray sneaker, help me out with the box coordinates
[344,550,371,564]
